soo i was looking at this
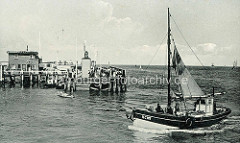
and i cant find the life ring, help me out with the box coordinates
[185,118,193,128]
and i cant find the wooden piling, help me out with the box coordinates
[115,74,119,93]
[2,66,6,88]
[30,71,33,87]
[0,65,2,87]
[21,70,23,88]
[110,69,114,92]
[122,70,127,92]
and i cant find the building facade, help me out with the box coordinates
[7,51,41,71]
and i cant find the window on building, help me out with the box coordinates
[22,64,26,71]
[18,64,21,69]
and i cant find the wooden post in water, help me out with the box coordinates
[30,70,33,87]
[46,72,48,85]
[0,65,5,88]
[115,73,119,93]
[3,69,5,88]
[21,70,23,88]
[38,73,40,87]
[110,69,114,92]
[0,65,2,87]
[119,69,123,93]
[123,69,127,92]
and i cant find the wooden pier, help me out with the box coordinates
[0,65,127,93]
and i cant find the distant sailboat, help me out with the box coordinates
[127,8,231,129]
[232,60,237,69]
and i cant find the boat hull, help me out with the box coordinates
[89,83,110,91]
[132,108,231,129]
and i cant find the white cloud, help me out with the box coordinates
[197,43,217,54]
[91,0,113,20]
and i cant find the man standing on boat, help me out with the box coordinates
[156,103,164,113]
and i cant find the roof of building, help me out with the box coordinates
[41,61,56,64]
[7,51,39,55]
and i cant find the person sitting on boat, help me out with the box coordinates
[166,106,173,114]
[156,103,164,113]
[146,105,154,112]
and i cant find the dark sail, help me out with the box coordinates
[172,39,204,98]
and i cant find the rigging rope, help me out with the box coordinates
[170,15,204,67]
[145,32,168,71]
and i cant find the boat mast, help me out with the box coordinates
[167,8,171,108]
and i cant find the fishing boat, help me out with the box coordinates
[127,8,231,129]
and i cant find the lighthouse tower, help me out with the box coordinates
[81,44,91,78]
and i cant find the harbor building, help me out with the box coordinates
[7,47,41,71]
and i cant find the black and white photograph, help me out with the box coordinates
[0,0,239,142]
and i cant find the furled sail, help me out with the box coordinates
[172,39,204,98]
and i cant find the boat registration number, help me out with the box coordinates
[142,115,152,120]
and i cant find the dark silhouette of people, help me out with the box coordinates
[166,106,173,114]
[156,103,164,113]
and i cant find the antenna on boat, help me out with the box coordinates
[167,8,173,114]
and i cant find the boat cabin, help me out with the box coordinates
[194,97,214,115]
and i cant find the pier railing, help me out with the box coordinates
[3,70,68,75]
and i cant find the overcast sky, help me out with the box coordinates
[0,0,239,66]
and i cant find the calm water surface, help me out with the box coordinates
[0,66,239,143]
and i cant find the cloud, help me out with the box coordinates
[90,0,113,20]
[170,42,237,66]
[197,43,217,54]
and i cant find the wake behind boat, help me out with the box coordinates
[57,92,75,98]
[127,8,231,129]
